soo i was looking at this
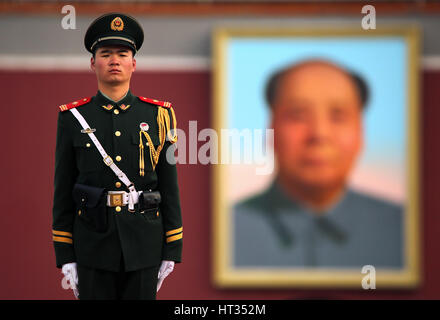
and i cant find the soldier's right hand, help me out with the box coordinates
[62,262,79,299]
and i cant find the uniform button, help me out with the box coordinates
[114,109,120,115]
[115,182,121,188]
[116,155,122,162]
[115,206,121,212]
[115,131,121,137]
[86,143,91,148]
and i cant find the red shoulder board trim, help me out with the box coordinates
[59,97,91,112]
[138,96,172,108]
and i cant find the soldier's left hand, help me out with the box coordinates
[156,260,175,292]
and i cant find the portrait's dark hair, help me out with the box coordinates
[265,60,370,110]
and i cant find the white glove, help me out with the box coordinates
[61,262,79,299]
[156,260,175,292]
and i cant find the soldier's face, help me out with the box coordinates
[271,63,363,190]
[91,46,136,85]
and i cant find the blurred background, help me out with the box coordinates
[1,0,440,299]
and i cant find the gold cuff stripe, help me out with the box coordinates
[166,233,183,243]
[53,236,73,244]
[166,227,183,236]
[52,230,72,238]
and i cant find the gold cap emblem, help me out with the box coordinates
[111,17,124,31]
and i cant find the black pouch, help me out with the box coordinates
[72,183,107,232]
[139,190,161,214]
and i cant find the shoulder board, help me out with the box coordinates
[59,97,91,112]
[138,96,172,108]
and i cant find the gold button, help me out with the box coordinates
[115,206,121,212]
[115,182,121,188]
[116,155,122,162]
[115,131,121,137]
[86,143,91,147]
[114,109,120,115]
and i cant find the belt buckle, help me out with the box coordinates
[109,193,123,207]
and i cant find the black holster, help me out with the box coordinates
[72,183,107,232]
[139,190,161,214]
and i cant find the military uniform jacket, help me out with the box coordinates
[233,180,403,268]
[52,90,183,272]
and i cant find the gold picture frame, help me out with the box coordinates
[212,26,421,288]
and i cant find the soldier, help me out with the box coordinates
[52,13,183,300]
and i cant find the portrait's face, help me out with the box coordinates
[91,45,136,85]
[272,63,363,190]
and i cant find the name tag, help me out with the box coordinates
[81,128,96,134]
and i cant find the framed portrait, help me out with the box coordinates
[212,26,421,288]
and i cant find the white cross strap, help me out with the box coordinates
[69,108,139,211]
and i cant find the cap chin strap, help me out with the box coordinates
[90,36,137,52]
[69,108,138,211]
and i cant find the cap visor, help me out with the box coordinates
[93,39,136,53]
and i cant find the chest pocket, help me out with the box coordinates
[131,132,161,173]
[73,134,104,173]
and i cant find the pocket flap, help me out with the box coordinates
[72,183,107,208]
[73,132,104,148]
[73,135,91,148]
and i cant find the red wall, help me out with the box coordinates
[0,69,439,299]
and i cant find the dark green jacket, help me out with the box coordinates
[233,180,403,268]
[52,90,183,272]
